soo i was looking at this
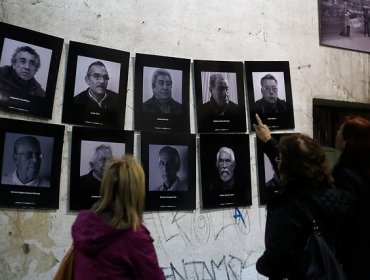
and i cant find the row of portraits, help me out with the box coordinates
[0,22,295,133]
[0,117,286,211]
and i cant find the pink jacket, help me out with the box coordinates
[71,210,165,280]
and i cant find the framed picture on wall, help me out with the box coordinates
[134,53,191,132]
[141,131,196,211]
[199,133,251,209]
[69,126,134,211]
[319,1,370,53]
[194,60,247,133]
[313,98,370,168]
[245,61,295,131]
[256,133,295,205]
[0,118,64,209]
[62,41,129,129]
[0,22,63,119]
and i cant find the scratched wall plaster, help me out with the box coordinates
[0,212,56,279]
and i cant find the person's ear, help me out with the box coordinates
[85,75,90,85]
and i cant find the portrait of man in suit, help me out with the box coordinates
[151,145,188,191]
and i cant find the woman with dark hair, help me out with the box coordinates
[254,115,353,279]
[333,116,370,280]
[71,155,165,280]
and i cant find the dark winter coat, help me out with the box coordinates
[142,96,182,114]
[256,181,354,280]
[0,65,45,98]
[333,165,370,280]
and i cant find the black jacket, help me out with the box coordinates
[256,181,354,280]
[142,96,182,114]
[0,65,45,98]
[333,165,370,280]
[255,98,287,115]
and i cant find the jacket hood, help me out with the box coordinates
[72,210,128,255]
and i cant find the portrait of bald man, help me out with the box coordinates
[2,135,50,187]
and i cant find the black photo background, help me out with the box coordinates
[0,22,302,211]
[0,22,63,119]
[194,60,247,133]
[256,133,296,205]
[69,126,134,211]
[134,53,191,132]
[141,131,196,211]
[199,133,252,209]
[62,41,129,129]
[245,61,295,131]
[0,117,64,209]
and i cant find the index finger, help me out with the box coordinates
[255,114,263,126]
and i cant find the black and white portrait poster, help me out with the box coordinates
[134,53,190,132]
[69,126,134,211]
[0,22,63,119]
[0,118,64,209]
[194,60,247,133]
[320,1,370,53]
[199,133,251,209]
[62,41,129,129]
[141,131,196,211]
[245,61,295,131]
[256,133,294,205]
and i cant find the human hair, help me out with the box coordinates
[89,144,112,169]
[278,134,333,187]
[13,136,41,154]
[209,73,226,88]
[158,146,180,167]
[91,155,145,231]
[216,147,235,162]
[336,116,370,173]
[86,61,107,76]
[11,46,41,70]
[260,74,277,86]
[151,69,172,88]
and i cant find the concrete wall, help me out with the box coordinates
[0,1,369,279]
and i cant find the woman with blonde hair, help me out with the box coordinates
[71,155,165,279]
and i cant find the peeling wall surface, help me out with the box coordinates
[0,1,369,279]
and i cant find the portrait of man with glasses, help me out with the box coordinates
[1,135,50,187]
[62,43,129,129]
[246,62,294,131]
[255,73,288,119]
[74,60,119,111]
